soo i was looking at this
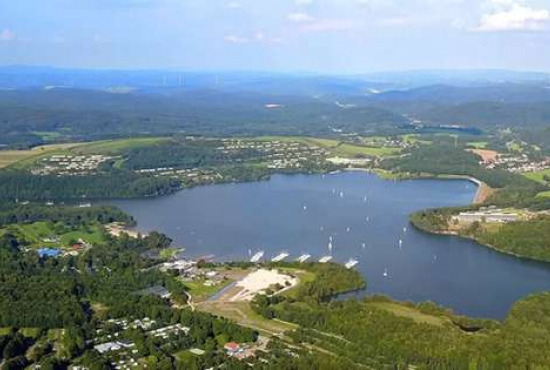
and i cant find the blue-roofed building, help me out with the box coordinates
[37,248,62,258]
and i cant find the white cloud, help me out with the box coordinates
[0,28,16,42]
[303,19,359,32]
[227,1,242,9]
[295,0,314,5]
[287,12,315,22]
[476,1,549,31]
[224,35,249,44]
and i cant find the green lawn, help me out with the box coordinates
[0,327,13,335]
[251,136,340,148]
[19,327,42,338]
[524,169,550,184]
[186,279,234,302]
[333,143,400,157]
[467,141,488,149]
[536,191,550,200]
[5,222,106,248]
[73,137,169,155]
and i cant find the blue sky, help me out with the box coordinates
[0,0,549,73]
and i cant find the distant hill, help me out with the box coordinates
[417,101,550,129]
[0,88,407,147]
[365,83,550,105]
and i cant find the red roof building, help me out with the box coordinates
[224,342,240,353]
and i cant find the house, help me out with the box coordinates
[224,342,241,355]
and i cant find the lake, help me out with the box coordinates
[106,171,550,319]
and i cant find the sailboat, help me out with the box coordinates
[272,252,290,262]
[250,250,264,263]
[297,254,311,263]
[319,255,333,263]
[383,268,388,278]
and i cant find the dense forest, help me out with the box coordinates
[121,138,264,171]
[0,204,133,228]
[382,143,546,207]
[0,229,264,368]
[0,170,181,202]
[252,260,550,369]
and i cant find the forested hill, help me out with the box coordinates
[2,68,550,149]
[0,88,406,146]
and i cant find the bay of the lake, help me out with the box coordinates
[106,171,550,319]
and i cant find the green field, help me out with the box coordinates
[536,191,550,200]
[186,279,234,302]
[524,169,550,184]
[5,221,106,248]
[72,137,170,155]
[0,143,80,169]
[333,143,400,157]
[467,141,488,149]
[253,136,400,157]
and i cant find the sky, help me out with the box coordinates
[0,0,549,73]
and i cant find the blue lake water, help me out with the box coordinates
[107,171,550,319]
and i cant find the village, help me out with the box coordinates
[452,206,550,225]
[470,148,550,174]
[31,154,114,176]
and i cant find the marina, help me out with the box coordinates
[108,171,550,319]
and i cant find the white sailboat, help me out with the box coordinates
[272,252,290,262]
[250,250,264,263]
[345,259,359,269]
[383,268,388,277]
[297,254,311,263]
[319,255,333,263]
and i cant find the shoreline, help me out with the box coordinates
[413,223,550,266]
